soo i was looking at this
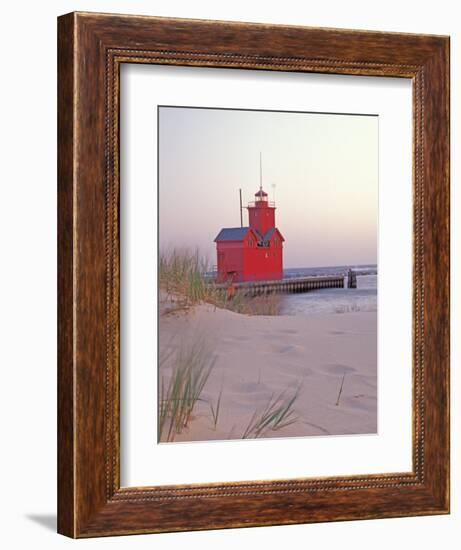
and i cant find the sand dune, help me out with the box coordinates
[159,296,377,442]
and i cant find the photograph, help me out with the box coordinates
[158,105,378,443]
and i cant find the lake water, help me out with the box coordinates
[280,265,377,316]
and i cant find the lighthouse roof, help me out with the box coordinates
[214,226,284,243]
[255,188,268,197]
[263,227,285,242]
[214,227,254,242]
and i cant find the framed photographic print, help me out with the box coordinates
[57,12,450,537]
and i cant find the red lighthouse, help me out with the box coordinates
[214,185,284,283]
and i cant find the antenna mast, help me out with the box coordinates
[259,152,263,191]
[239,188,243,227]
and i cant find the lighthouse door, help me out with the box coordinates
[217,252,226,276]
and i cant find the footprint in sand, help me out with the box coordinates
[341,394,377,411]
[262,332,279,340]
[320,364,356,376]
[273,344,305,355]
[283,364,315,377]
[230,381,270,393]
[222,335,251,343]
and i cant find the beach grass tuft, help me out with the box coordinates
[159,337,217,442]
[242,384,301,439]
[225,292,282,316]
[209,386,223,430]
[159,248,215,307]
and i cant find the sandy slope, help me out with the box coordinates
[159,297,377,442]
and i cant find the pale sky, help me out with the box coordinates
[159,106,378,269]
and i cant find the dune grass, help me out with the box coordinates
[209,387,223,430]
[159,248,216,307]
[158,337,217,443]
[159,248,281,316]
[159,337,303,441]
[335,373,346,406]
[223,292,282,316]
[242,384,301,439]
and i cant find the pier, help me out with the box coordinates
[213,275,346,297]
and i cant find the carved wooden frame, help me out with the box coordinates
[58,12,450,537]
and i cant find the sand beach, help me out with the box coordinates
[158,291,377,443]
